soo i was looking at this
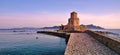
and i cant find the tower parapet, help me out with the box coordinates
[71,11,78,18]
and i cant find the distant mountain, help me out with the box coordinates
[0,27,41,30]
[41,24,104,29]
[85,24,104,29]
[40,26,60,29]
[0,24,104,30]
[11,27,41,30]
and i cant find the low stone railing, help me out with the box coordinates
[86,30,120,54]
[37,31,70,44]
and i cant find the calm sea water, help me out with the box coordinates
[0,29,119,55]
[90,29,120,39]
[0,29,66,55]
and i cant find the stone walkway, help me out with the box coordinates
[65,33,118,55]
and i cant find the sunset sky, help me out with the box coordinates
[0,0,120,29]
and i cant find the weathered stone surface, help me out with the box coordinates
[86,30,120,54]
[37,31,70,38]
[65,33,118,55]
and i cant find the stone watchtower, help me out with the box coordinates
[67,12,80,30]
[60,11,87,32]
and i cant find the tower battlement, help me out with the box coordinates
[70,11,78,18]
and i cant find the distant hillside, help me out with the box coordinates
[41,24,104,29]
[11,27,41,30]
[85,24,104,29]
[0,24,104,30]
[41,26,60,29]
[0,27,41,30]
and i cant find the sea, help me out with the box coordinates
[0,29,120,55]
[0,29,66,55]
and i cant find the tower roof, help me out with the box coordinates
[71,11,77,14]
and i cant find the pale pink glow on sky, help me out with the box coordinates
[0,0,120,29]
[79,13,120,29]
[0,13,68,28]
[0,12,120,29]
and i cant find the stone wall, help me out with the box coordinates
[37,31,70,44]
[86,30,120,54]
